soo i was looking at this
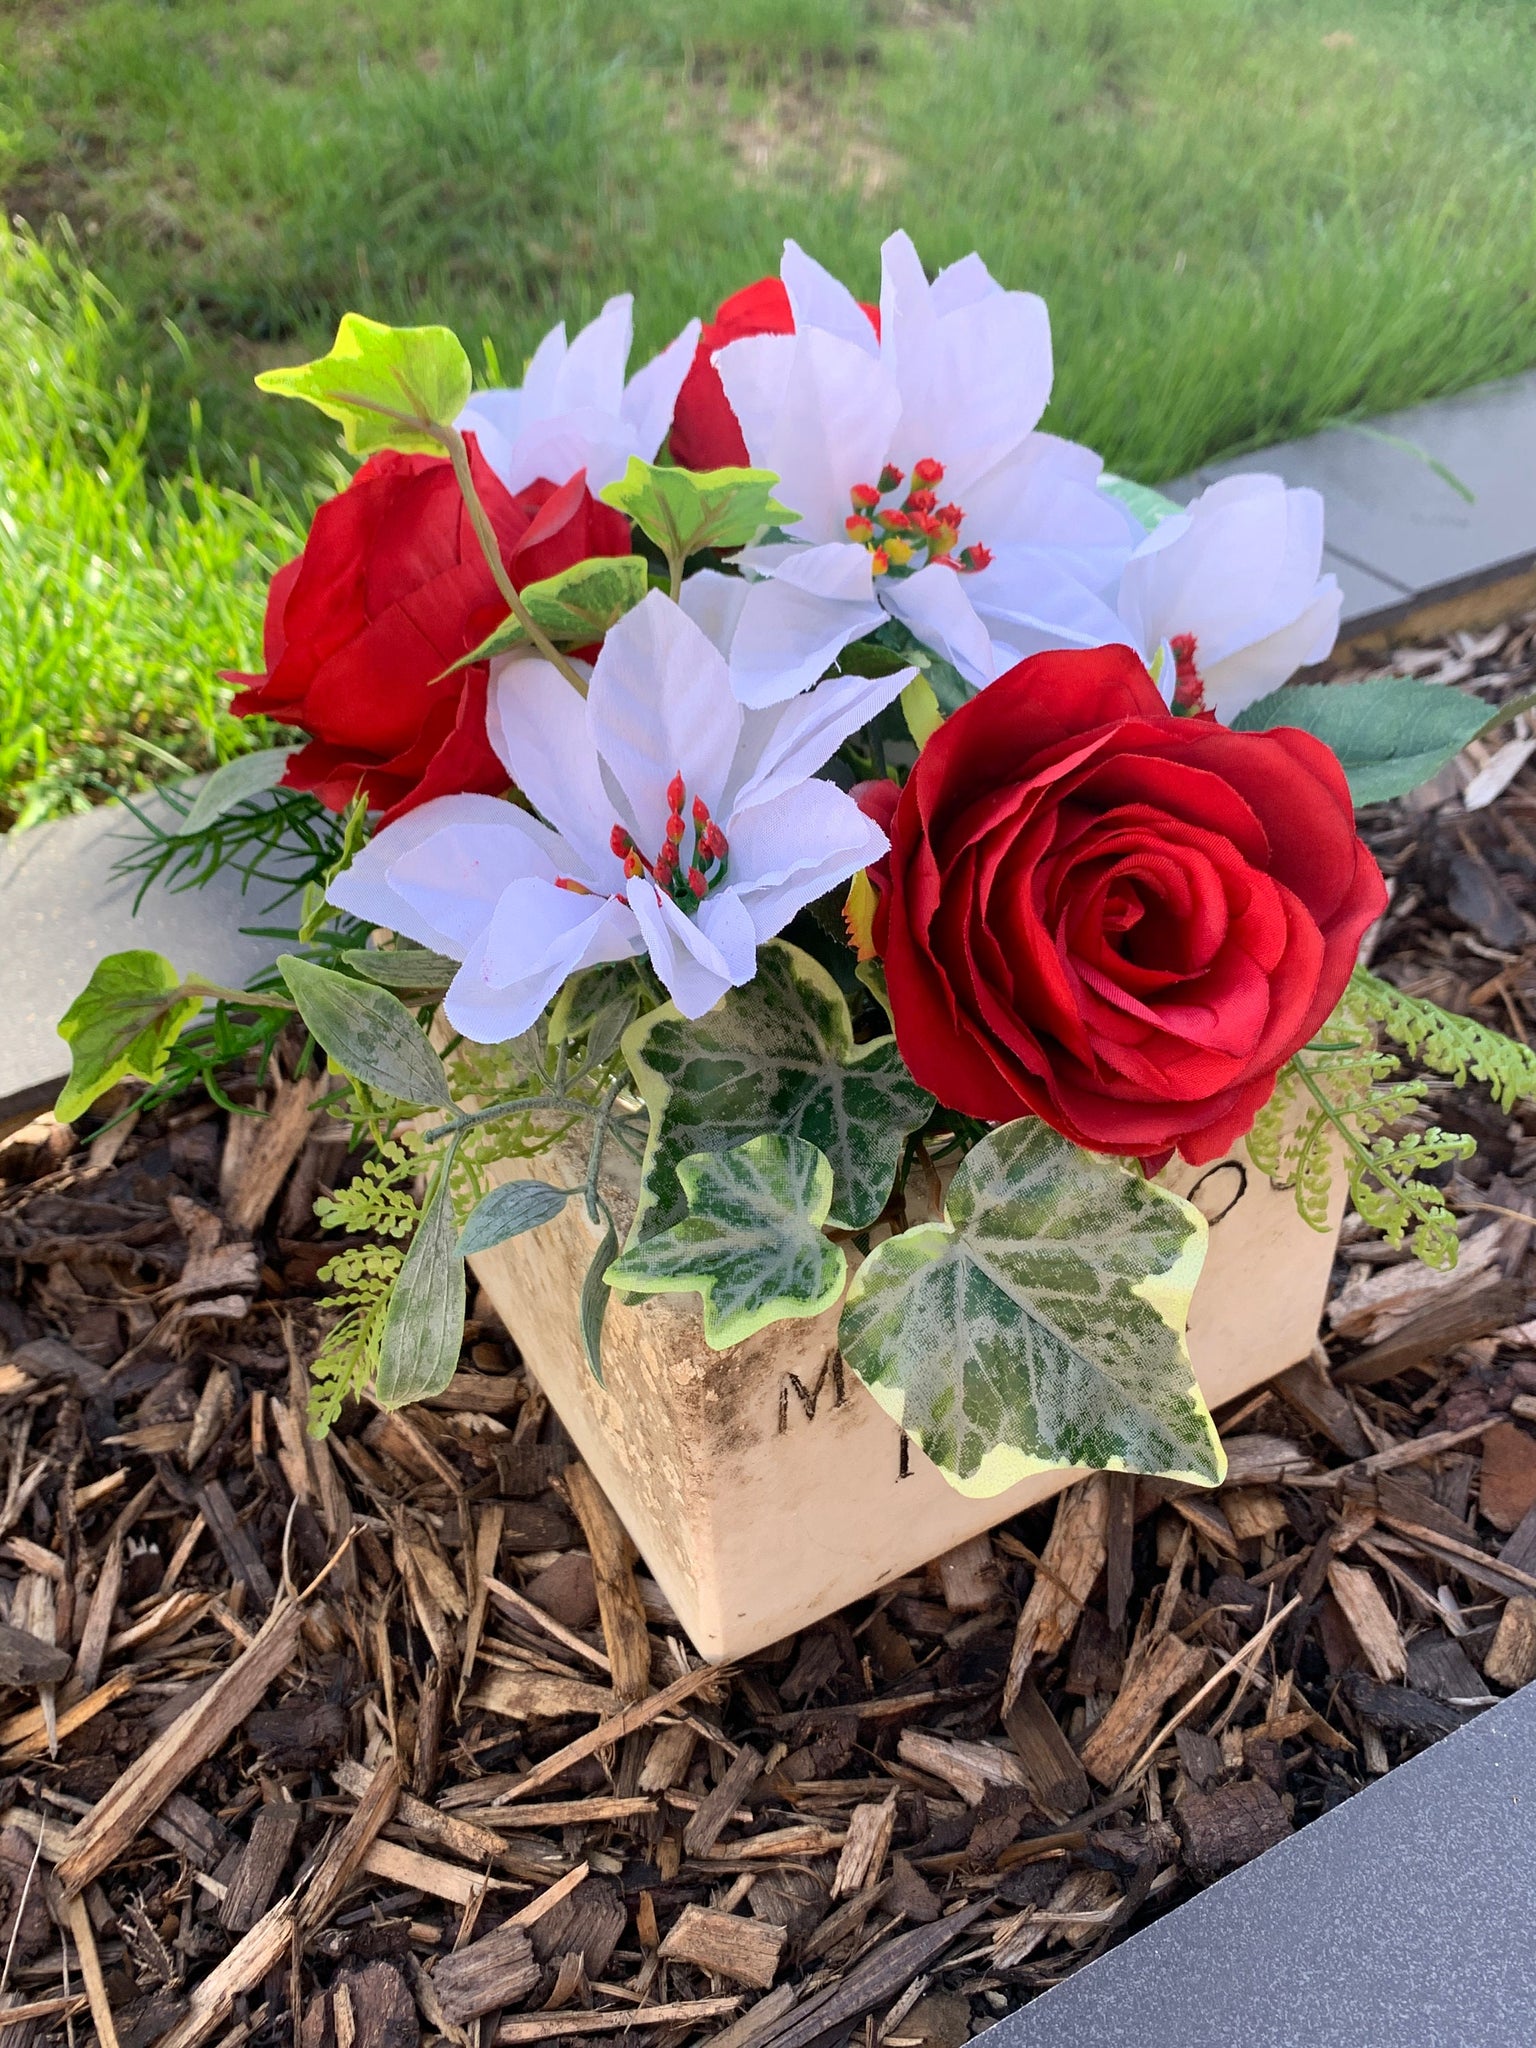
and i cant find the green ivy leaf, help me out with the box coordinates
[255,313,471,457]
[622,940,935,1242]
[278,955,453,1108]
[458,1180,571,1257]
[374,1166,465,1407]
[599,458,798,567]
[55,951,208,1123]
[1233,676,1490,806]
[605,1135,846,1349]
[176,748,292,835]
[839,1118,1220,1496]
[453,555,650,670]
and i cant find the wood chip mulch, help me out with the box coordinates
[1,616,1535,2048]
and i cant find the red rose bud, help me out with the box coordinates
[610,824,634,859]
[227,444,629,827]
[702,822,728,860]
[907,489,937,516]
[879,508,913,532]
[913,457,945,485]
[845,514,875,542]
[849,482,881,511]
[665,812,686,844]
[878,645,1386,1166]
[687,866,708,899]
[870,547,890,576]
[657,841,679,877]
[692,794,710,826]
[878,463,905,495]
[666,771,686,814]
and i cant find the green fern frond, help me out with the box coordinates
[307,1132,429,1435]
[1350,966,1536,1110]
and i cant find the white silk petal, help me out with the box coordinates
[487,655,618,887]
[587,591,742,838]
[879,562,996,685]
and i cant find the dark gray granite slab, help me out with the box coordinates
[0,793,294,1125]
[1165,368,1536,638]
[988,1681,1536,2048]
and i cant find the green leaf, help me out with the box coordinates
[454,554,650,669]
[622,940,935,1242]
[599,458,798,566]
[839,1118,1220,1496]
[55,950,207,1123]
[605,1135,847,1348]
[176,748,291,835]
[1233,677,1490,805]
[255,313,471,457]
[1098,471,1187,534]
[278,954,452,1107]
[346,946,460,995]
[374,1166,465,1407]
[458,1179,570,1256]
[580,1210,618,1385]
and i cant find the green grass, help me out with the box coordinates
[3,0,1536,820]
[0,232,301,829]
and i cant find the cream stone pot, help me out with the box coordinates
[462,1129,1344,1663]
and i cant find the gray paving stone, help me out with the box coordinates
[0,793,294,1126]
[1174,369,1536,633]
[987,1680,1536,2048]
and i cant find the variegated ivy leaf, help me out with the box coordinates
[454,555,649,669]
[839,1118,1220,1496]
[622,941,935,1242]
[605,1135,845,1349]
[599,457,798,567]
[255,313,471,457]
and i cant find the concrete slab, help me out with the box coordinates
[986,1681,1536,2048]
[1171,369,1536,636]
[0,794,294,1126]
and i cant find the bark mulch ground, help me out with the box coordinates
[1,618,1536,2048]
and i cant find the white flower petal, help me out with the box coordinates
[880,562,996,685]
[487,654,618,886]
[385,814,564,954]
[626,877,743,1018]
[446,887,638,1043]
[898,288,1053,494]
[679,568,751,659]
[621,318,702,460]
[752,325,902,541]
[729,780,890,942]
[1202,579,1344,721]
[519,321,571,426]
[587,591,742,839]
[966,551,1130,667]
[713,332,796,469]
[456,389,523,485]
[727,663,914,813]
[325,795,541,952]
[553,295,632,419]
[929,250,1000,317]
[781,238,878,352]
[727,574,884,708]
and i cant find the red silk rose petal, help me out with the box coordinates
[880,645,1386,1163]
[230,434,629,817]
[669,276,882,472]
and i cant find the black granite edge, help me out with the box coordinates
[983,1681,1536,2048]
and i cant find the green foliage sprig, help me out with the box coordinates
[1247,966,1536,1269]
[308,1133,428,1435]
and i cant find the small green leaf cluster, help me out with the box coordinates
[309,1134,429,1436]
[1244,964,1536,1269]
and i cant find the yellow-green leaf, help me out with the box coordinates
[255,313,471,457]
[55,950,207,1123]
[599,458,797,567]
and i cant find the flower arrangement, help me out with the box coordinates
[58,233,1536,1504]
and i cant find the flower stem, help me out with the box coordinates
[433,424,589,696]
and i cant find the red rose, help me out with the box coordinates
[670,277,880,472]
[229,439,630,826]
[877,645,1386,1164]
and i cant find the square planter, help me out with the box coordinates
[465,1133,1344,1662]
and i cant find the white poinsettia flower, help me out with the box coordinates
[457,296,701,497]
[1114,474,1343,720]
[327,591,908,1039]
[707,230,1140,706]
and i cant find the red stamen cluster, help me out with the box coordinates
[841,457,990,577]
[609,772,730,913]
[1169,633,1208,716]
